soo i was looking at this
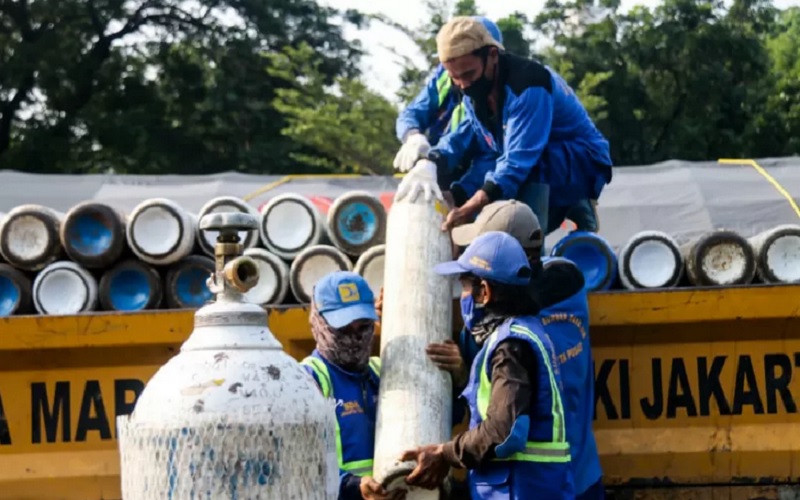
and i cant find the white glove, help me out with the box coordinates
[393,133,431,172]
[395,159,444,203]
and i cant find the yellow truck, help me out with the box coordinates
[0,284,797,499]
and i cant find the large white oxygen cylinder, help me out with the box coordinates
[373,169,453,498]
[748,224,800,284]
[0,204,64,271]
[259,193,327,260]
[196,196,261,257]
[127,198,196,266]
[682,229,756,287]
[33,261,99,315]
[289,245,353,304]
[353,244,385,295]
[60,201,127,269]
[327,191,387,257]
[117,212,338,500]
[243,248,290,306]
[617,230,684,290]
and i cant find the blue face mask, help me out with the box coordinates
[460,294,485,331]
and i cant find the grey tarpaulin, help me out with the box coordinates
[1,157,798,250]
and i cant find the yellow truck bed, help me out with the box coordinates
[0,285,798,499]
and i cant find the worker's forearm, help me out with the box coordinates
[442,339,534,469]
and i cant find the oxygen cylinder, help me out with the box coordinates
[259,193,326,260]
[0,264,32,316]
[196,196,261,257]
[618,230,684,290]
[242,248,290,306]
[117,212,338,500]
[748,224,800,284]
[353,244,385,295]
[0,204,64,271]
[682,229,756,287]
[327,191,387,256]
[60,201,127,269]
[164,255,215,309]
[99,259,163,312]
[373,169,453,499]
[32,261,98,315]
[127,198,196,266]
[289,245,353,304]
[550,231,618,291]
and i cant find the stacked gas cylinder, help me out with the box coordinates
[0,192,390,317]
[1,192,799,318]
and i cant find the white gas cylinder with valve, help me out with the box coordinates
[117,212,338,500]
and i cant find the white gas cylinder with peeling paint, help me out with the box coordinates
[117,212,338,500]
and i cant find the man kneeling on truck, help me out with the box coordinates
[429,200,605,500]
[400,231,575,499]
[300,271,406,500]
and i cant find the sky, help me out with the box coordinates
[319,0,800,103]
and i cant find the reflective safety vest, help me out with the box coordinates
[301,352,381,477]
[435,71,467,136]
[462,316,575,499]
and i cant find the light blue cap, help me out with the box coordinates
[313,271,378,329]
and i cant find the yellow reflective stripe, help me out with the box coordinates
[476,333,498,418]
[342,459,373,476]
[368,356,381,376]
[493,441,571,463]
[450,102,466,132]
[436,72,451,107]
[510,324,566,444]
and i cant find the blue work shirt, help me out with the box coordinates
[395,64,461,146]
[429,53,613,209]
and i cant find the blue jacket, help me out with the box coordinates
[429,53,613,208]
[539,258,602,495]
[301,351,381,500]
[461,316,574,499]
[395,64,462,146]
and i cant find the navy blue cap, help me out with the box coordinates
[313,271,378,329]
[434,231,531,286]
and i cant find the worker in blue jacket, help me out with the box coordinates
[393,16,504,193]
[300,271,406,500]
[399,231,575,499]
[427,200,605,500]
[401,16,612,235]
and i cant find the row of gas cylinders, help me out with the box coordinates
[0,192,389,316]
[1,192,798,317]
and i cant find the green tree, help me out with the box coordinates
[267,43,398,175]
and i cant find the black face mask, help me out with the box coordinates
[463,73,493,102]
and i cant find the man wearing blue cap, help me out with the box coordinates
[300,271,405,500]
[398,231,575,499]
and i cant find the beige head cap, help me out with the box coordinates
[436,16,505,63]
[452,200,543,250]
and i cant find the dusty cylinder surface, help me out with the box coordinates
[99,259,163,312]
[618,230,684,290]
[0,263,32,316]
[242,248,290,306]
[196,196,260,257]
[289,245,352,304]
[33,260,98,315]
[60,201,127,269]
[748,224,800,284]
[117,212,338,500]
[127,198,196,266]
[0,204,64,271]
[327,191,387,256]
[259,193,327,260]
[353,244,385,295]
[683,229,756,286]
[373,179,453,498]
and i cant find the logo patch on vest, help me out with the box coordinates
[338,283,360,303]
[340,400,365,417]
